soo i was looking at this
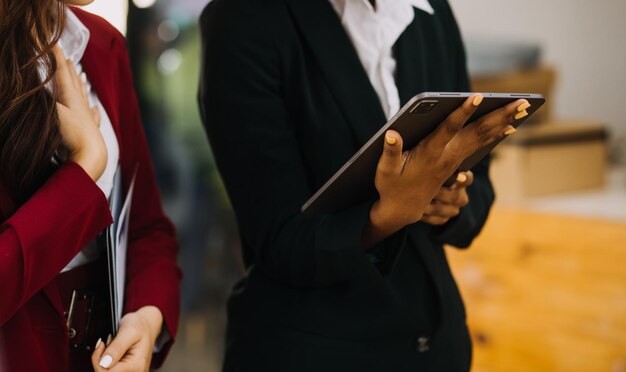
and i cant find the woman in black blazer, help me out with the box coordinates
[198,0,528,370]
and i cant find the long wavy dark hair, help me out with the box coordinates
[0,0,66,204]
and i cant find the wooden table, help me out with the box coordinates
[446,208,626,372]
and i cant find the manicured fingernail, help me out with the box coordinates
[472,95,483,107]
[385,134,396,145]
[99,355,113,368]
[95,338,102,349]
[517,101,531,112]
[456,173,468,183]
[80,72,87,83]
[106,334,112,345]
[504,127,517,136]
[514,110,528,120]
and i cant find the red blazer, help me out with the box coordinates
[0,8,181,372]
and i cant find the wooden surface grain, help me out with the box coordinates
[447,208,626,372]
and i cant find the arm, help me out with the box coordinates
[0,45,112,325]
[0,163,112,325]
[198,2,521,287]
[198,4,378,288]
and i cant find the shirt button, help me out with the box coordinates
[416,335,430,353]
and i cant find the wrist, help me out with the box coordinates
[362,200,406,250]
[136,306,164,342]
[370,200,402,233]
[372,198,425,230]
[71,145,107,181]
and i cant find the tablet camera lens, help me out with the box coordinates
[411,100,439,114]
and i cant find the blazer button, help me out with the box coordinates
[416,335,430,353]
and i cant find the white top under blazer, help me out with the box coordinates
[328,0,435,119]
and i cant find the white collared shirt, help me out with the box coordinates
[329,0,435,119]
[59,9,120,272]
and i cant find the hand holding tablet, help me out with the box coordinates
[302,92,545,215]
[367,96,534,240]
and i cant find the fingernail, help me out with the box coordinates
[80,72,87,83]
[456,173,468,183]
[385,134,396,145]
[99,355,113,368]
[95,338,102,349]
[106,334,112,346]
[472,95,483,107]
[514,110,529,120]
[517,101,531,112]
[504,127,517,136]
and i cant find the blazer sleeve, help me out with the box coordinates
[0,163,112,325]
[110,32,181,367]
[198,3,381,289]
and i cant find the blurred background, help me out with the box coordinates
[82,0,626,370]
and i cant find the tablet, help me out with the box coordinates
[301,92,545,214]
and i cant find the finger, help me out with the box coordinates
[473,99,529,144]
[426,94,482,150]
[435,171,473,203]
[98,327,142,369]
[92,107,101,127]
[421,215,450,226]
[424,200,461,220]
[80,72,89,103]
[377,130,405,176]
[464,170,474,187]
[91,338,106,372]
[52,45,68,75]
[52,46,72,105]
[457,188,470,207]
[66,57,82,92]
[433,187,459,204]
[450,170,474,190]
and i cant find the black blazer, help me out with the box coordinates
[199,0,494,371]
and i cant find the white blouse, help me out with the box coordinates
[328,0,435,119]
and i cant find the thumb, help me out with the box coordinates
[98,326,141,369]
[377,130,404,176]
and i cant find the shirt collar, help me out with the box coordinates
[408,0,434,15]
[58,8,90,64]
[330,0,434,16]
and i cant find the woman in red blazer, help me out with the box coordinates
[0,1,181,371]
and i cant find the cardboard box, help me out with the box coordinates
[471,66,556,123]
[490,121,608,201]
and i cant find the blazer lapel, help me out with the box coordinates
[285,0,387,147]
[79,31,122,142]
[394,8,429,106]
